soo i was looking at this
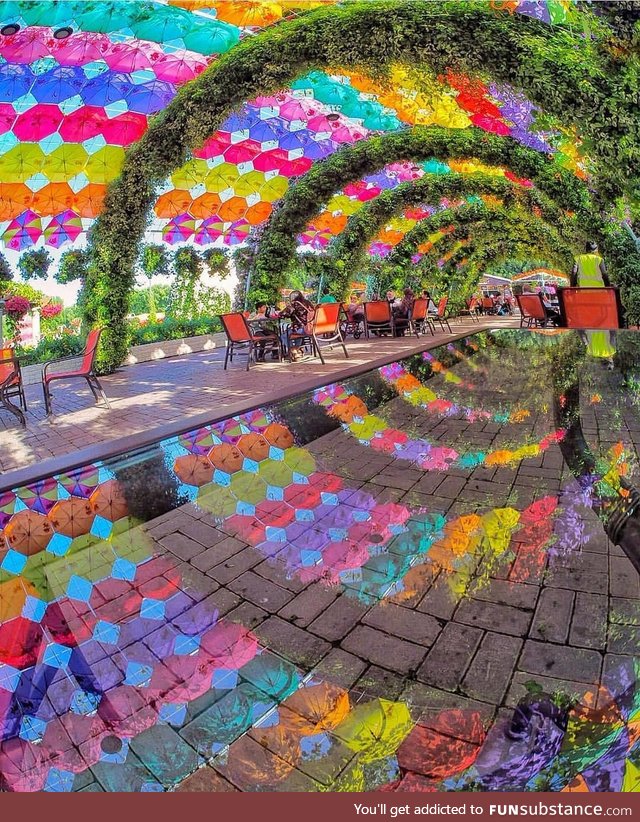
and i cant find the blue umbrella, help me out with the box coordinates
[31,66,85,105]
[0,64,35,101]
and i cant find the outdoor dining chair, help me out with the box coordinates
[516,294,551,328]
[557,287,624,329]
[220,312,281,370]
[308,302,349,364]
[363,301,394,338]
[431,296,453,333]
[407,298,435,337]
[0,348,26,427]
[42,327,110,416]
[458,296,481,323]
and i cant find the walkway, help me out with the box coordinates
[0,316,515,478]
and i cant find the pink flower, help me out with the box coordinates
[4,296,30,317]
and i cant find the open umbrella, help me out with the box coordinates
[15,478,59,515]
[4,509,53,555]
[189,193,223,221]
[334,698,414,762]
[43,210,83,248]
[237,433,270,462]
[194,217,225,245]
[283,682,351,735]
[223,219,251,246]
[89,480,129,522]
[162,213,196,244]
[174,454,214,487]
[48,497,95,538]
[2,210,42,250]
[208,443,244,473]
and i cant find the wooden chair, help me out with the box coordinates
[0,348,26,426]
[408,298,435,337]
[516,294,550,328]
[363,301,394,338]
[557,287,624,329]
[220,312,281,370]
[308,303,348,364]
[42,327,110,415]
[431,296,452,333]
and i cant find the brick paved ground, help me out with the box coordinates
[0,316,512,475]
[3,327,639,792]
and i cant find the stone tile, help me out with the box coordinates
[310,648,368,690]
[341,625,426,674]
[354,665,407,700]
[609,555,640,599]
[461,632,523,704]
[417,623,483,691]
[569,592,608,649]
[417,572,463,620]
[471,579,539,610]
[308,595,369,642]
[506,671,598,709]
[362,602,441,647]
[253,559,307,593]
[190,537,247,572]
[128,724,201,788]
[278,583,340,627]
[207,547,263,585]
[254,616,331,668]
[401,683,496,728]
[227,571,294,613]
[159,532,204,562]
[530,588,574,643]
[453,598,532,637]
[544,566,608,595]
[519,640,602,683]
[224,601,269,630]
[176,767,237,792]
[178,519,228,548]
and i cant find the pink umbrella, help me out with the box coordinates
[153,52,209,84]
[223,219,251,246]
[224,139,262,164]
[44,210,83,248]
[162,213,196,244]
[278,99,308,121]
[2,210,42,250]
[194,217,225,245]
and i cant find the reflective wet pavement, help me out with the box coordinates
[1,330,639,792]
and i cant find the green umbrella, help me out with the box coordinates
[333,698,414,763]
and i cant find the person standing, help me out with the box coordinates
[571,241,616,365]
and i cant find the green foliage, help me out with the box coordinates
[168,247,203,320]
[127,315,223,345]
[140,243,170,279]
[202,248,230,279]
[57,249,90,285]
[129,285,171,316]
[18,249,52,282]
[0,280,46,306]
[84,0,640,369]
[16,333,85,367]
[0,252,12,282]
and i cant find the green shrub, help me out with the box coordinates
[127,316,223,346]
[17,334,85,366]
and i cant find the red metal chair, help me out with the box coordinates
[0,348,26,426]
[408,298,435,337]
[481,296,497,315]
[458,296,481,324]
[432,296,452,333]
[557,287,624,329]
[516,294,550,328]
[42,327,110,415]
[220,312,281,370]
[339,303,363,339]
[308,302,348,364]
[363,301,394,338]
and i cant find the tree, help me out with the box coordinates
[18,249,52,281]
[0,252,12,282]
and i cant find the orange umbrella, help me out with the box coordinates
[210,1,284,26]
[282,682,350,735]
[0,183,33,221]
[89,480,129,522]
[208,443,244,473]
[263,422,294,450]
[245,201,272,226]
[237,433,270,462]
[174,454,214,487]
[189,192,222,220]
[31,183,76,216]
[0,577,38,621]
[48,497,95,538]
[154,189,195,219]
[218,196,248,222]
[71,184,106,218]
[4,509,53,555]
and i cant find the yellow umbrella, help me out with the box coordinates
[84,146,126,184]
[204,162,240,193]
[333,698,413,763]
[171,158,208,190]
[0,145,45,182]
[46,145,89,182]
[233,169,268,198]
[258,175,288,203]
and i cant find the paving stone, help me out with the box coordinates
[224,601,269,630]
[368,467,423,491]
[531,587,574,643]
[254,616,331,668]
[461,632,523,704]
[354,665,408,700]
[310,648,368,690]
[519,640,602,683]
[569,592,608,649]
[253,559,307,593]
[227,571,294,613]
[608,597,640,654]
[341,625,426,674]
[401,683,496,728]
[308,595,370,642]
[417,572,463,620]
[454,598,532,637]
[434,475,468,499]
[417,623,483,691]
[545,566,608,595]
[206,547,263,584]
[609,555,640,599]
[278,583,340,627]
[506,671,598,709]
[178,519,227,548]
[129,724,201,788]
[471,579,539,610]
[190,537,248,572]
[362,602,441,646]
[159,532,204,562]
[176,767,237,792]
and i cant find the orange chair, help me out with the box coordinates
[0,348,26,426]
[220,312,281,370]
[557,287,624,329]
[308,303,348,364]
[363,301,394,338]
[432,296,452,333]
[43,327,110,416]
[408,298,435,337]
[459,296,481,323]
[516,294,550,328]
[481,296,496,315]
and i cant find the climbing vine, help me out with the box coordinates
[84,1,639,370]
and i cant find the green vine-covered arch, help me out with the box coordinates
[85,0,638,370]
[328,173,581,296]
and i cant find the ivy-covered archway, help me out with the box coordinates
[327,173,581,296]
[85,1,639,370]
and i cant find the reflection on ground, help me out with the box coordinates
[1,330,639,792]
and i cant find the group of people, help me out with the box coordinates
[344,288,437,337]
[248,289,315,362]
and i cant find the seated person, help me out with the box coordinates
[249,301,280,360]
[346,294,365,323]
[281,290,315,361]
[393,288,414,336]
